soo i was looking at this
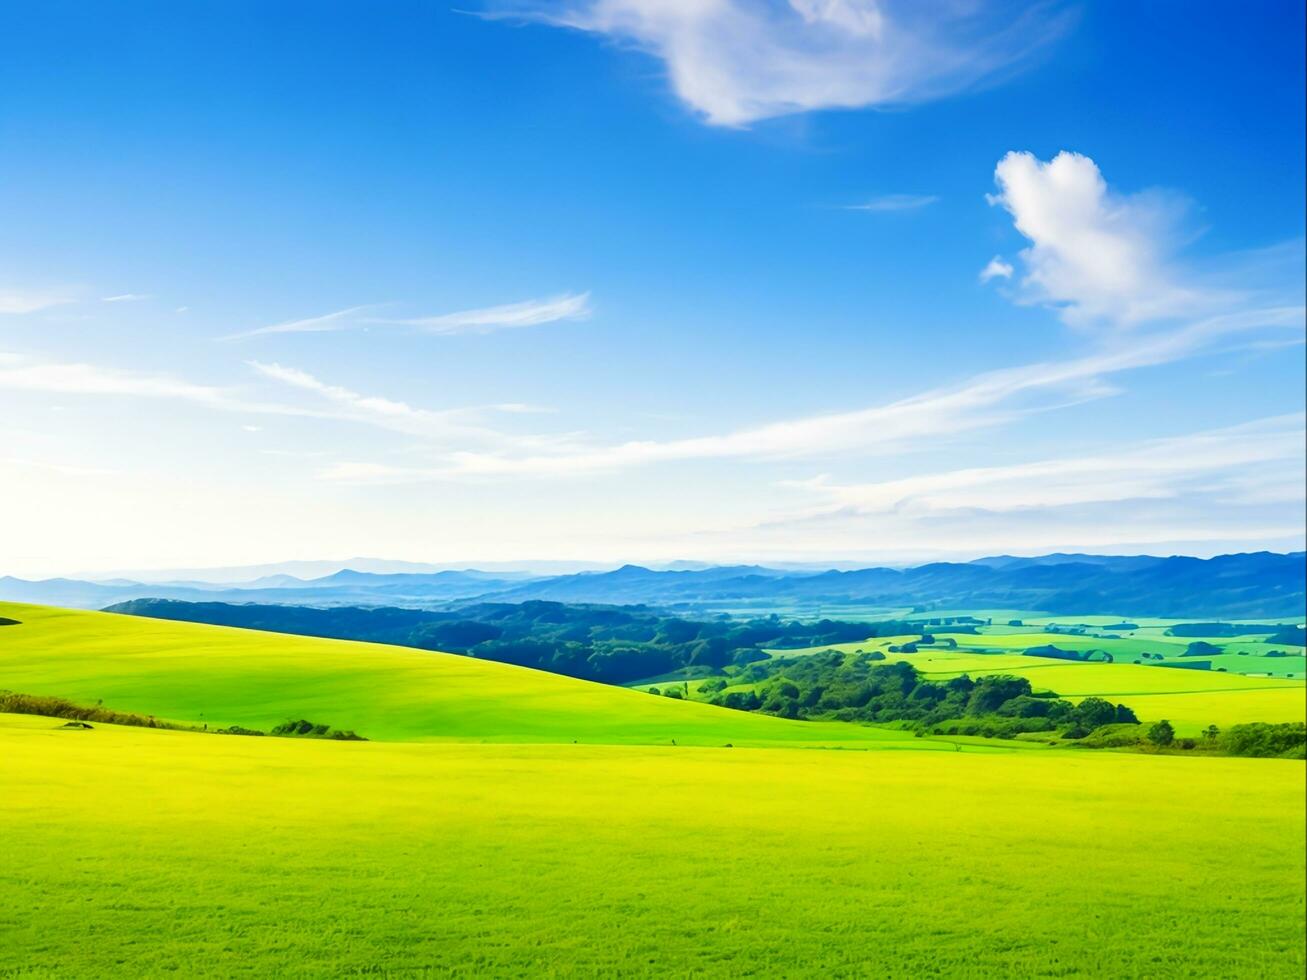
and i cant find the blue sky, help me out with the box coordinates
[1,0,1304,576]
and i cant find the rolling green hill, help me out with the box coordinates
[0,602,927,748]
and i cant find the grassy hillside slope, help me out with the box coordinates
[2,713,1302,978]
[0,602,927,748]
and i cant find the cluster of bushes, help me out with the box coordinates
[1071,721,1305,758]
[1025,645,1112,663]
[113,598,921,686]
[887,635,958,653]
[0,690,367,743]
[217,719,366,740]
[0,690,184,730]
[1221,722,1306,757]
[1165,623,1281,638]
[269,719,366,741]
[692,651,1137,737]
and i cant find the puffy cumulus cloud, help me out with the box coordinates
[491,1,1070,126]
[986,150,1221,326]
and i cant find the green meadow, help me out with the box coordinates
[740,629,1306,735]
[2,601,1305,977]
[0,602,920,748]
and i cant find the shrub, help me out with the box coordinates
[1071,723,1145,749]
[1220,722,1306,758]
[1147,719,1175,746]
[270,719,367,741]
[1073,697,1117,729]
[0,690,183,730]
[217,725,266,737]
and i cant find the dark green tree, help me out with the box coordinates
[1147,719,1175,746]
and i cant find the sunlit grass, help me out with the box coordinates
[2,713,1303,978]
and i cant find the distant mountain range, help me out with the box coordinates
[3,551,1303,618]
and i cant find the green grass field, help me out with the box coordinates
[2,712,1304,978]
[2,602,1305,976]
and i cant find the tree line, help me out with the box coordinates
[110,598,920,685]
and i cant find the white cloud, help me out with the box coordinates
[315,304,1304,482]
[0,348,558,453]
[223,304,379,341]
[493,1,1070,126]
[0,351,332,421]
[847,194,939,212]
[369,291,593,335]
[0,352,232,404]
[245,360,545,450]
[101,293,150,303]
[708,414,1307,559]
[783,414,1306,517]
[0,289,74,314]
[0,455,115,478]
[225,292,591,340]
[987,150,1223,325]
[979,256,1013,282]
[248,361,431,423]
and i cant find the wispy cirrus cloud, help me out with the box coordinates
[0,351,233,404]
[0,351,348,422]
[224,292,592,340]
[487,1,1071,127]
[368,291,593,335]
[101,293,151,303]
[0,288,75,315]
[846,194,939,213]
[711,414,1307,559]
[315,303,1304,482]
[221,304,381,341]
[782,414,1306,517]
[245,360,563,450]
[0,455,116,478]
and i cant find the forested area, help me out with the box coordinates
[109,599,913,685]
[677,651,1137,737]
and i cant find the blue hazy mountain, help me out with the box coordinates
[3,552,1303,618]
